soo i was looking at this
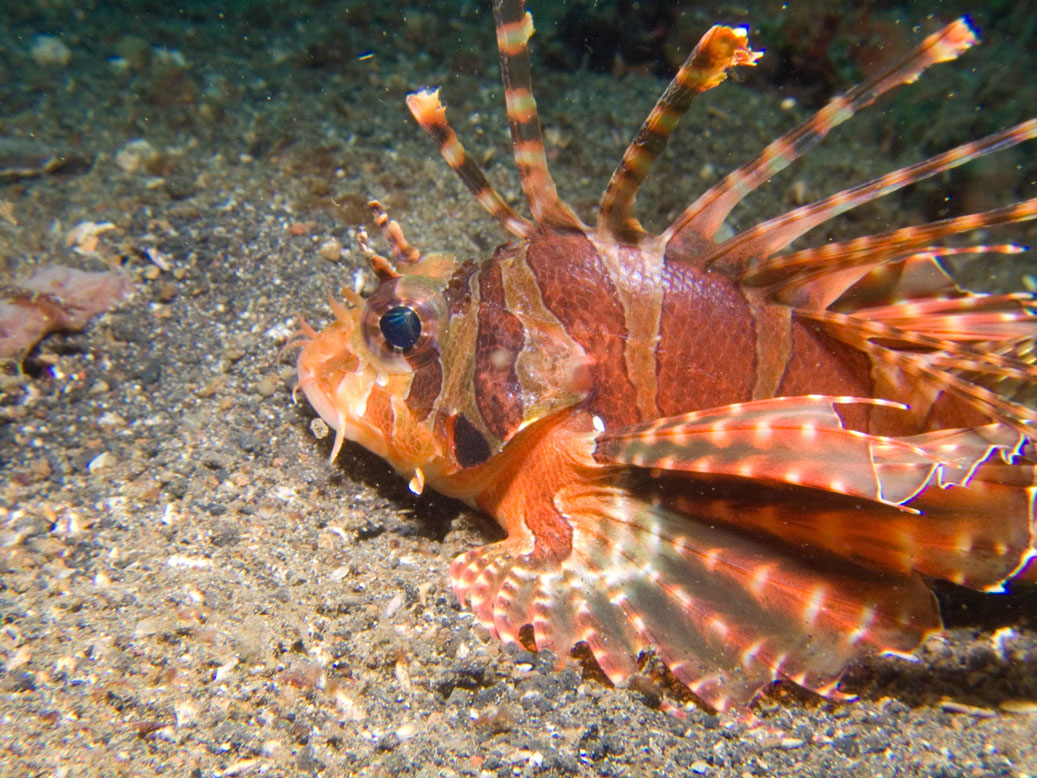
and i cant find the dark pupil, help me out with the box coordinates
[379,306,422,350]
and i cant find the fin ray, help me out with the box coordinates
[492,0,583,231]
[665,19,980,247]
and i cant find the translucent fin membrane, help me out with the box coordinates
[451,483,943,712]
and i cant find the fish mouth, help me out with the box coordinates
[295,354,390,464]
[294,358,348,462]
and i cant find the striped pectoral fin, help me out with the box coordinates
[449,534,644,681]
[595,395,954,505]
[882,427,1037,590]
[901,461,1037,589]
[450,539,559,648]
[451,482,944,711]
[668,459,1036,594]
[557,487,940,710]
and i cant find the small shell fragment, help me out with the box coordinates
[1000,700,1037,715]
[940,700,996,718]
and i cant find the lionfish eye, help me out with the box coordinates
[379,305,422,350]
[360,278,444,373]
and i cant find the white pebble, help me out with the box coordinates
[31,35,71,67]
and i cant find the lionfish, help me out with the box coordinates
[295,0,1037,712]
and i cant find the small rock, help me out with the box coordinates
[940,700,997,718]
[318,238,343,261]
[256,374,279,397]
[133,617,166,638]
[445,687,473,707]
[224,344,247,362]
[113,35,150,71]
[115,138,159,174]
[1000,700,1037,715]
[173,699,198,728]
[87,451,115,474]
[210,520,239,546]
[199,450,231,470]
[296,745,326,772]
[236,432,262,453]
[309,418,329,440]
[156,281,178,302]
[163,173,196,200]
[2,670,37,693]
[31,35,71,67]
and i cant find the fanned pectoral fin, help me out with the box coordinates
[451,398,1032,710]
[595,396,945,504]
[596,397,1036,591]
[663,463,1035,593]
[596,396,1031,504]
[567,488,945,709]
[450,535,645,682]
[451,487,940,711]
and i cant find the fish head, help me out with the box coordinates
[295,252,460,487]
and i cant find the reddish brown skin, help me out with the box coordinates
[405,359,442,420]
[514,233,877,433]
[475,261,526,439]
[656,263,757,417]
[525,234,641,426]
[777,321,874,431]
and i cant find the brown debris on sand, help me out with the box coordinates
[0,265,130,360]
